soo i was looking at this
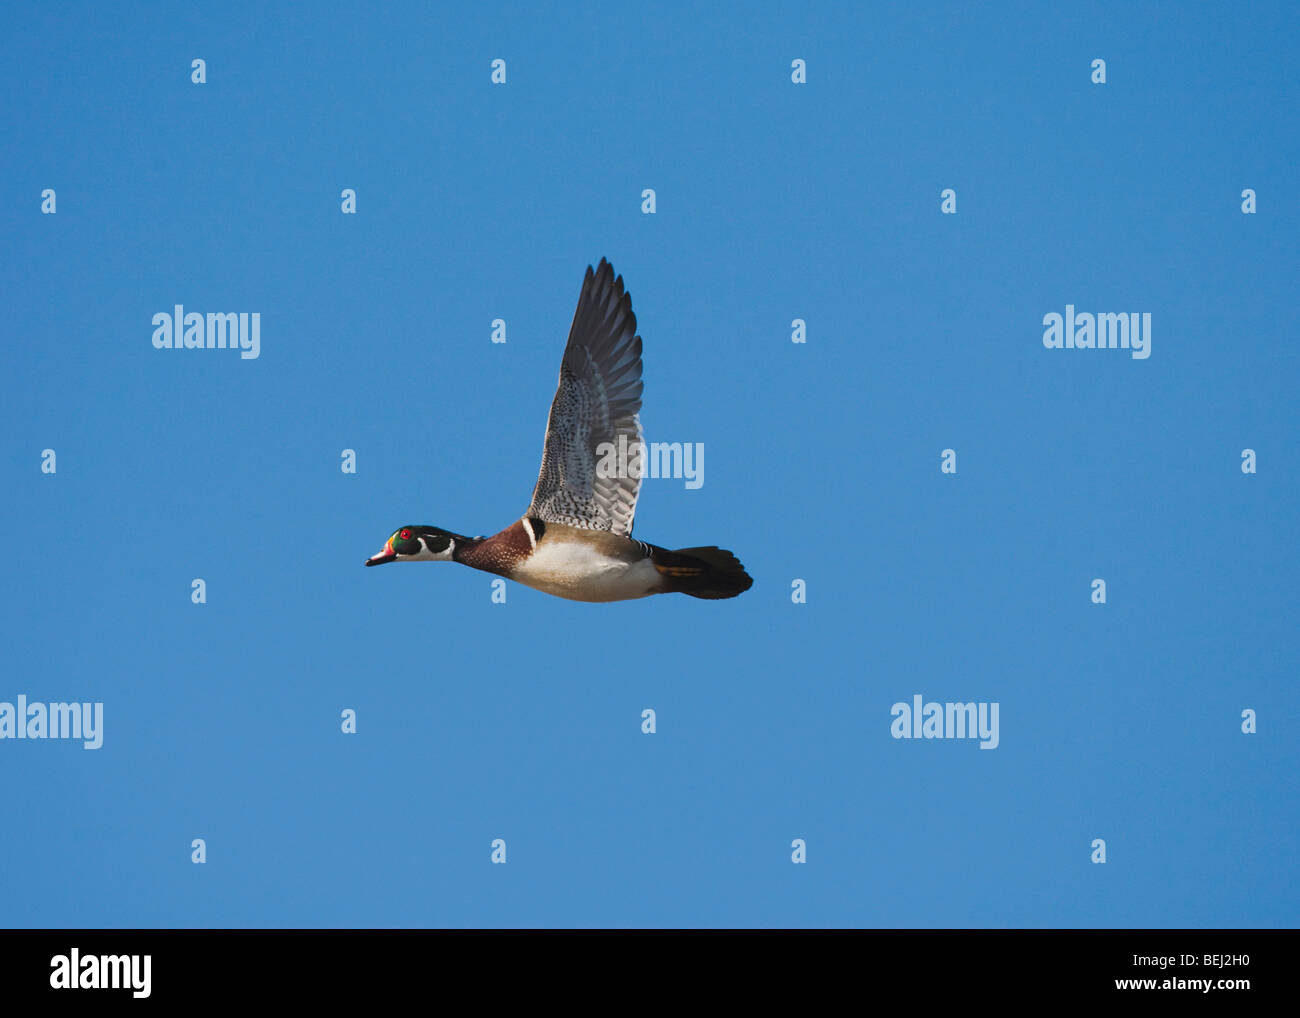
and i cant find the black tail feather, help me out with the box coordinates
[652,546,753,600]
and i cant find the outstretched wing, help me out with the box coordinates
[525,258,644,536]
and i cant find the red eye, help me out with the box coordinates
[399,529,411,540]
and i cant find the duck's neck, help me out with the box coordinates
[448,533,485,566]
[453,520,534,575]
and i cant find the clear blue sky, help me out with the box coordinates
[2,1,1296,928]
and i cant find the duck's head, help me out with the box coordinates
[365,525,458,566]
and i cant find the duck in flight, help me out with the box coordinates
[365,258,753,602]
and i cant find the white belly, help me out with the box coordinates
[511,541,662,602]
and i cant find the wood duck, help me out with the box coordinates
[365,258,753,603]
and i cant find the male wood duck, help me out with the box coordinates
[365,258,752,602]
